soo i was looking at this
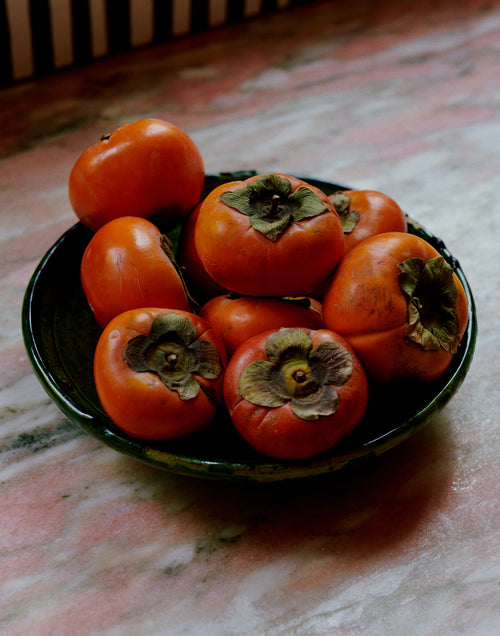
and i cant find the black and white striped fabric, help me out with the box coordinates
[0,0,315,87]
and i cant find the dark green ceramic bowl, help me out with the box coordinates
[22,174,477,482]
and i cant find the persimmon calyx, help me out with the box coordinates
[124,313,222,400]
[219,173,328,242]
[329,191,360,234]
[160,233,176,262]
[398,255,461,353]
[238,328,353,420]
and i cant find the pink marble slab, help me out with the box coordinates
[1,0,499,633]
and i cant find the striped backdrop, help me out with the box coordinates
[0,0,317,87]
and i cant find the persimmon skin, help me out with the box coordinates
[193,174,345,297]
[322,232,469,383]
[199,294,325,357]
[337,190,407,254]
[223,328,368,460]
[69,118,205,231]
[81,216,190,328]
[177,200,231,302]
[94,308,227,440]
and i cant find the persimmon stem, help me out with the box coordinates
[292,369,307,383]
[166,353,178,366]
[269,194,281,216]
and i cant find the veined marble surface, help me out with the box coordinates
[1,1,499,634]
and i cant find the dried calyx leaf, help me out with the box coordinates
[398,255,461,353]
[329,191,360,234]
[238,328,353,421]
[160,234,198,308]
[124,313,222,400]
[281,296,312,309]
[219,173,328,241]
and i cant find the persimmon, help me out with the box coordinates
[193,173,344,297]
[69,118,205,231]
[81,216,190,328]
[94,308,227,440]
[223,327,368,459]
[322,232,469,383]
[200,294,325,357]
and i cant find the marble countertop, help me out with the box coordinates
[1,1,499,634]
